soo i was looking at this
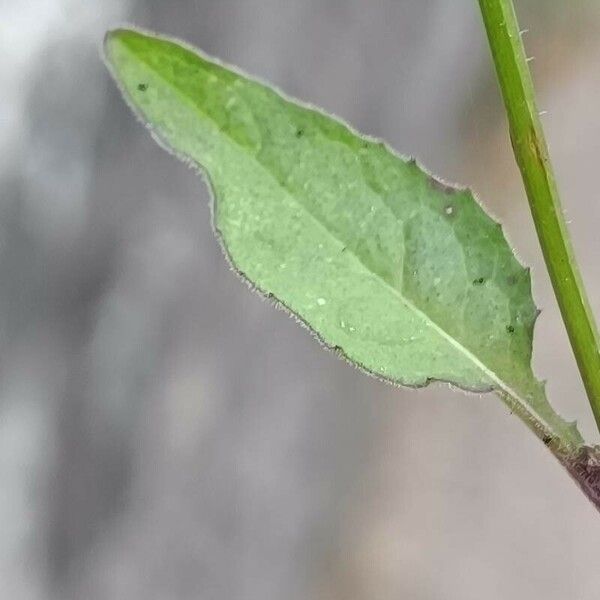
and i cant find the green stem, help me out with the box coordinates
[477,0,600,436]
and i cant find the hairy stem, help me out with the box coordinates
[497,391,600,513]
[477,0,600,436]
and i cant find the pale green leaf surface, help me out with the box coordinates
[104,28,582,446]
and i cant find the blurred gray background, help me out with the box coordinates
[2,1,600,599]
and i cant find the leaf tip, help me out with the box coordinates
[102,26,156,66]
[102,28,132,77]
[103,27,128,56]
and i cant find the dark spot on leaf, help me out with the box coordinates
[506,325,515,333]
[473,277,485,285]
[137,83,148,91]
[295,128,304,138]
[543,435,552,446]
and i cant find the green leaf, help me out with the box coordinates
[103,28,583,448]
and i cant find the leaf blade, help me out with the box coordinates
[104,28,583,447]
